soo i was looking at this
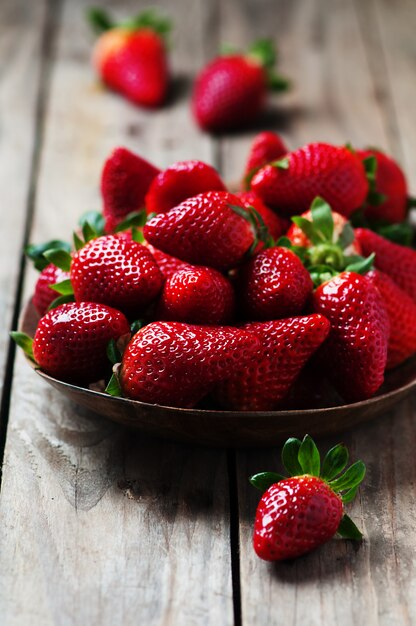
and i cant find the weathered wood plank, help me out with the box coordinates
[0,0,233,624]
[217,0,416,624]
[0,0,47,409]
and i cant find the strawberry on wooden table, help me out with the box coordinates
[355,227,416,302]
[119,322,260,408]
[243,131,288,188]
[157,266,235,325]
[216,315,330,411]
[101,147,160,233]
[251,435,365,561]
[145,160,226,214]
[251,143,368,217]
[88,8,170,108]
[192,40,289,132]
[143,191,256,270]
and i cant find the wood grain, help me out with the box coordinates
[0,0,234,625]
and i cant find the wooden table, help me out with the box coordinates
[1,0,416,624]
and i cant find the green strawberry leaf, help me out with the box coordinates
[43,248,72,272]
[120,9,171,39]
[105,372,122,397]
[47,294,75,311]
[106,339,122,366]
[114,210,147,233]
[25,240,71,272]
[86,7,115,34]
[310,197,334,242]
[291,216,321,245]
[308,264,338,287]
[337,514,363,540]
[375,222,414,247]
[345,252,375,275]
[10,331,35,362]
[73,231,84,251]
[328,460,366,492]
[341,484,359,504]
[362,154,377,180]
[367,191,387,206]
[248,39,276,69]
[249,471,285,492]
[268,73,291,92]
[130,320,146,335]
[337,223,355,250]
[281,437,303,476]
[298,434,320,477]
[82,221,98,243]
[131,227,145,244]
[272,157,290,170]
[408,196,416,209]
[78,210,105,237]
[321,444,349,481]
[50,279,74,296]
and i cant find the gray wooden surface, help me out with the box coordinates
[0,0,415,624]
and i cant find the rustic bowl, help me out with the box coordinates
[21,299,416,447]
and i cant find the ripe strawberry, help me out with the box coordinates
[366,269,416,369]
[143,191,255,270]
[101,147,160,233]
[157,266,235,324]
[145,160,226,214]
[312,271,389,401]
[33,264,70,316]
[88,8,170,108]
[236,191,287,242]
[216,315,330,410]
[358,149,408,224]
[192,40,289,132]
[251,143,368,217]
[251,435,365,561]
[70,235,163,317]
[355,228,416,302]
[238,247,313,320]
[145,244,192,279]
[32,302,130,385]
[243,131,288,188]
[119,322,260,407]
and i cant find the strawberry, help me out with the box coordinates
[33,264,70,316]
[355,228,416,302]
[358,149,408,224]
[251,143,368,217]
[216,315,330,410]
[145,244,192,279]
[30,302,130,385]
[366,269,416,369]
[192,40,289,132]
[119,322,260,407]
[70,235,163,317]
[243,131,288,188]
[143,191,255,270]
[312,271,389,401]
[251,435,365,561]
[236,191,287,243]
[88,8,170,108]
[157,266,235,324]
[145,160,226,214]
[101,147,160,233]
[237,247,313,320]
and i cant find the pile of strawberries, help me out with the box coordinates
[15,132,416,411]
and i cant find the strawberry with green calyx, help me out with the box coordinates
[88,9,171,108]
[33,264,71,316]
[236,191,287,244]
[242,131,288,189]
[192,39,289,133]
[251,435,365,561]
[25,239,71,272]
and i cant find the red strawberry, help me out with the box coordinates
[355,228,416,302]
[33,264,70,316]
[251,436,365,561]
[358,149,408,223]
[145,244,192,279]
[32,302,130,384]
[192,40,289,132]
[238,247,313,320]
[70,235,163,317]
[157,266,235,324]
[89,8,170,108]
[243,131,288,188]
[119,322,260,407]
[251,143,368,217]
[366,269,416,369]
[145,160,226,214]
[101,147,160,233]
[236,191,287,242]
[312,271,389,401]
[216,315,330,410]
[143,191,255,270]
